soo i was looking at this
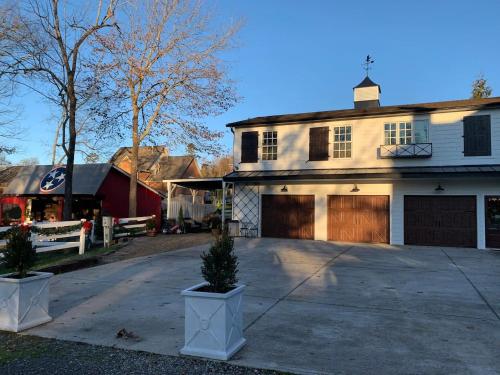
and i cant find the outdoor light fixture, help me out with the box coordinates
[281,185,288,192]
[351,184,360,192]
[435,184,445,192]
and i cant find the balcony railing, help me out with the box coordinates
[380,143,432,158]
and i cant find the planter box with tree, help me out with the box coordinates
[181,231,245,360]
[0,227,53,332]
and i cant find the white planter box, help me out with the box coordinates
[0,271,53,332]
[181,282,246,360]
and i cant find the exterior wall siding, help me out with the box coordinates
[232,178,500,249]
[233,108,500,171]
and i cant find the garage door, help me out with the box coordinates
[261,195,314,239]
[327,195,390,243]
[404,196,476,247]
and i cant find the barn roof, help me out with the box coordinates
[3,164,113,195]
[0,166,22,188]
[2,163,164,197]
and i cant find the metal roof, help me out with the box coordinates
[223,165,500,182]
[226,97,500,128]
[164,177,223,190]
[3,164,113,195]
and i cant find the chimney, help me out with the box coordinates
[353,76,381,109]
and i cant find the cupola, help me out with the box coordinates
[353,76,381,109]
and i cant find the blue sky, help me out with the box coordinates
[7,0,500,164]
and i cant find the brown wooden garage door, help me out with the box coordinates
[404,196,476,247]
[327,195,390,243]
[261,195,314,239]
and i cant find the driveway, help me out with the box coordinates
[27,238,500,374]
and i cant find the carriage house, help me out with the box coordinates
[0,163,162,225]
[224,76,500,249]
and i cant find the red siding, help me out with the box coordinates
[0,196,27,225]
[97,168,162,227]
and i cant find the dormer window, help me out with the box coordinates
[262,131,277,160]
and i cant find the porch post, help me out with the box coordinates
[222,181,226,229]
[166,181,172,220]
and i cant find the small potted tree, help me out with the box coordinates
[0,227,53,332]
[146,217,157,237]
[177,206,185,234]
[180,230,245,360]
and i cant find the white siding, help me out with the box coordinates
[233,108,500,171]
[232,178,500,249]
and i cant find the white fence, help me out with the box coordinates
[103,215,155,247]
[31,220,87,255]
[168,200,216,222]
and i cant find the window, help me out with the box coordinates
[384,121,429,145]
[464,115,491,156]
[262,131,277,160]
[399,122,412,144]
[241,131,258,163]
[309,127,329,161]
[333,125,352,158]
[384,123,397,145]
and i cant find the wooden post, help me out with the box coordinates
[166,181,172,220]
[79,219,86,255]
[222,181,226,230]
[102,216,113,248]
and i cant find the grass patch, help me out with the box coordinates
[0,333,50,365]
[0,245,119,275]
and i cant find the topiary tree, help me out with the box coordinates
[177,206,185,233]
[200,230,238,293]
[3,226,37,278]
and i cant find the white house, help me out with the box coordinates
[224,76,500,249]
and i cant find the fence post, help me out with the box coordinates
[90,220,95,243]
[103,216,113,248]
[79,220,86,255]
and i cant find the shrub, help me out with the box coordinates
[3,226,37,278]
[200,230,238,293]
[209,215,222,230]
[146,217,156,231]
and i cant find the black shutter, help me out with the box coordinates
[309,127,329,161]
[464,115,491,156]
[241,131,258,163]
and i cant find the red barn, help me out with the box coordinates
[0,164,163,226]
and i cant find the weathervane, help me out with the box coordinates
[363,55,375,76]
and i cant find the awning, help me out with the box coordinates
[223,165,500,182]
[163,178,223,190]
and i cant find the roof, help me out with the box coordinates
[165,178,223,190]
[223,165,500,182]
[155,156,196,180]
[109,146,167,171]
[0,166,22,187]
[353,76,380,91]
[2,163,164,197]
[227,97,500,128]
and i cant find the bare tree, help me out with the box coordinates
[0,0,117,220]
[201,154,233,177]
[95,0,240,216]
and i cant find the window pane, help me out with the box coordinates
[332,125,351,158]
[414,120,429,143]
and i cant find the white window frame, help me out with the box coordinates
[383,121,429,145]
[262,131,277,160]
[332,125,352,159]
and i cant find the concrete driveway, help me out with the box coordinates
[27,238,500,374]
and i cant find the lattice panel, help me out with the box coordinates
[232,184,259,228]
